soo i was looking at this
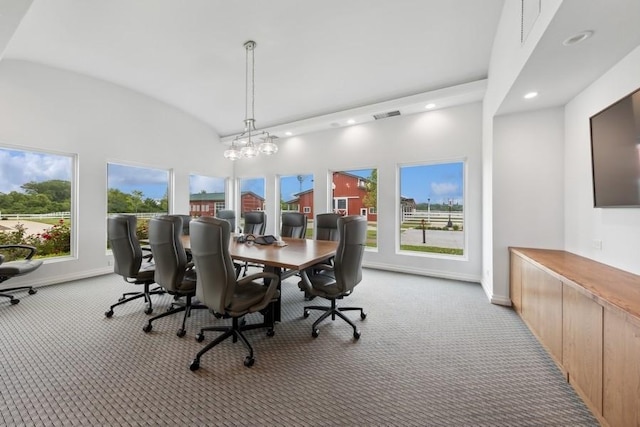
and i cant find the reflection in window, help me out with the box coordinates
[238,177,265,230]
[0,147,74,259]
[331,169,377,248]
[280,173,313,237]
[189,175,226,217]
[107,163,169,240]
[399,162,464,256]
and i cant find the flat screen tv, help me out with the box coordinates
[590,87,640,207]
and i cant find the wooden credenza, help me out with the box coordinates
[510,248,640,427]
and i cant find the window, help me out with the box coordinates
[279,173,313,237]
[239,177,265,230]
[0,147,74,259]
[189,175,226,217]
[332,168,377,248]
[399,162,464,256]
[107,163,169,241]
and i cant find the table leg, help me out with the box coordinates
[264,265,282,322]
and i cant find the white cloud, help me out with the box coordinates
[431,181,459,196]
[0,149,72,193]
[189,175,225,194]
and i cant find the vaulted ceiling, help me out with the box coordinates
[0,0,504,137]
[3,0,640,141]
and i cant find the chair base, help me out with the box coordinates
[105,283,164,317]
[142,294,207,337]
[304,298,366,339]
[190,303,276,371]
[0,286,37,305]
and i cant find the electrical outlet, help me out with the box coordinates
[108,259,113,266]
[592,240,602,250]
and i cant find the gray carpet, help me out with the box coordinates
[1,269,597,426]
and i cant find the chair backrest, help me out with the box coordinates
[243,211,266,235]
[148,215,189,292]
[333,215,367,294]
[175,214,192,235]
[215,209,237,232]
[315,213,340,241]
[281,212,307,239]
[108,214,143,278]
[190,217,237,314]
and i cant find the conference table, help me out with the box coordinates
[180,235,338,322]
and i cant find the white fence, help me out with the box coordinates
[0,212,71,220]
[401,210,463,227]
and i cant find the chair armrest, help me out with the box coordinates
[239,271,281,302]
[0,244,38,260]
[313,263,334,272]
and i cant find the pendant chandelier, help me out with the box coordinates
[224,40,278,161]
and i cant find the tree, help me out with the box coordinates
[21,180,71,204]
[362,169,377,209]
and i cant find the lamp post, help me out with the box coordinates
[447,198,453,228]
[427,198,430,224]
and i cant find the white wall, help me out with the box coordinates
[565,44,640,274]
[492,108,565,301]
[483,0,562,303]
[0,59,230,286]
[234,102,484,282]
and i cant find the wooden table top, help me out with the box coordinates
[510,247,640,323]
[181,235,338,271]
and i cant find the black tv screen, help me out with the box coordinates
[590,87,640,207]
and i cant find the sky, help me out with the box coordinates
[400,162,463,204]
[0,148,72,193]
[2,147,463,205]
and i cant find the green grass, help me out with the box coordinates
[400,244,463,255]
[30,218,70,226]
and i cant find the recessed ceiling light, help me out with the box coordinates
[524,92,538,99]
[425,103,436,109]
[563,30,594,46]
[284,131,292,136]
[347,119,356,125]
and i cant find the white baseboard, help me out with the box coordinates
[12,267,113,289]
[363,261,482,283]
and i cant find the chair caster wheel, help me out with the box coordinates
[266,328,275,337]
[189,359,200,371]
[177,329,186,337]
[10,298,20,305]
[28,289,37,295]
[196,333,205,342]
[354,330,361,340]
[312,329,319,338]
[144,306,153,315]
[105,309,114,318]
[143,324,152,333]
[360,312,367,320]
[244,356,255,367]
[303,309,310,318]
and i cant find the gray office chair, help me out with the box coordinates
[175,214,192,235]
[143,215,206,337]
[215,209,242,277]
[299,215,367,339]
[188,217,280,371]
[106,214,163,317]
[243,211,266,235]
[215,209,237,232]
[299,212,340,299]
[281,212,308,239]
[240,210,267,276]
[0,245,42,305]
[316,212,340,241]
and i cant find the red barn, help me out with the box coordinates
[285,171,377,221]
